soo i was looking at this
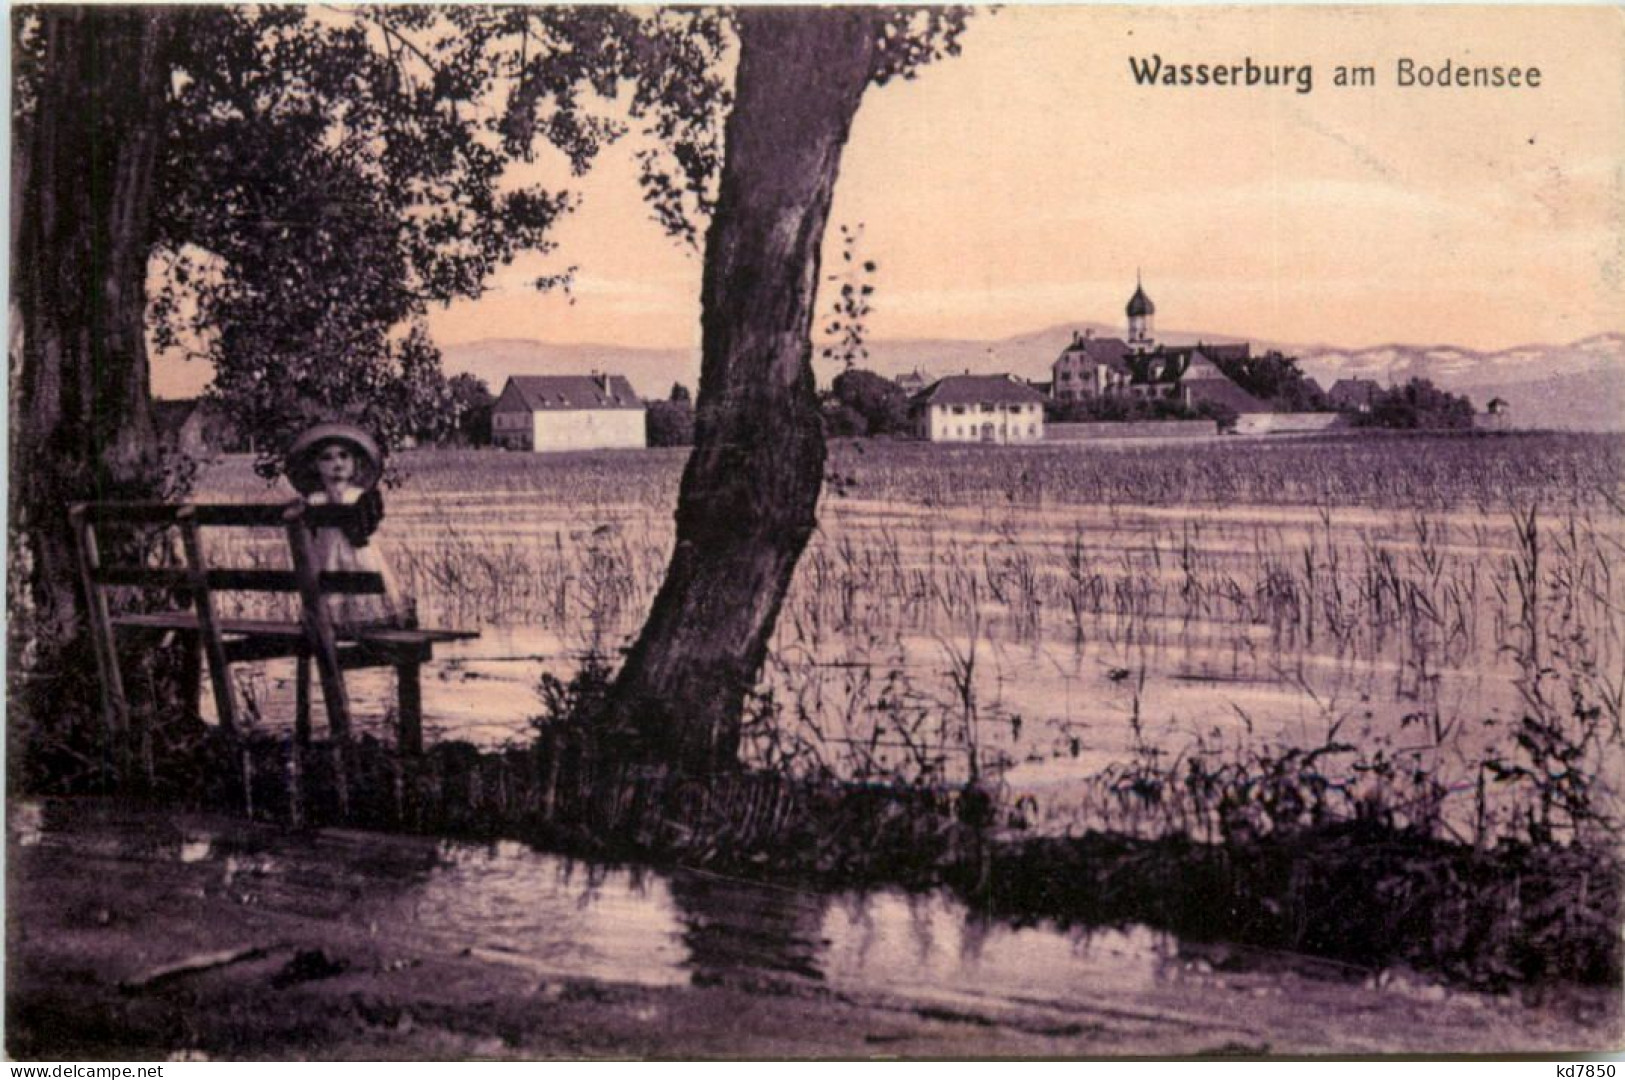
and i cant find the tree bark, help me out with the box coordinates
[606,8,879,774]
[11,7,177,652]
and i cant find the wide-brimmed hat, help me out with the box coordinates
[285,423,384,495]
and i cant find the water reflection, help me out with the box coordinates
[8,801,1405,1014]
[668,870,832,984]
[814,891,1171,1006]
[412,841,689,987]
[442,845,1182,1004]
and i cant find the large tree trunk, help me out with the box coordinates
[10,7,176,655]
[606,9,878,774]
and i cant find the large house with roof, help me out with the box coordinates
[1165,350,1267,413]
[491,373,646,451]
[1052,331,1134,400]
[912,374,1047,444]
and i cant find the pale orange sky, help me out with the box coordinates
[429,4,1625,354]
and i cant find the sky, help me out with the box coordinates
[425,5,1625,356]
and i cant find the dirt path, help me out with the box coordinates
[7,799,1619,1060]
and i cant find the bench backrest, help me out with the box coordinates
[69,500,383,738]
[69,500,385,598]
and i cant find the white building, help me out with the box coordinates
[491,374,646,451]
[912,374,1047,444]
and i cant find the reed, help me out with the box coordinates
[186,432,1624,841]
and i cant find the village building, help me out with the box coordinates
[894,368,933,396]
[151,398,238,456]
[1119,343,1260,404]
[491,373,646,451]
[912,374,1047,444]
[1478,396,1513,431]
[1050,280,1264,411]
[1052,331,1133,401]
[1172,351,1266,413]
[1327,378,1385,413]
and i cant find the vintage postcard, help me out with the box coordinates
[7,2,1623,1061]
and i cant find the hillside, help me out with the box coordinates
[439,339,699,404]
[1285,334,1623,431]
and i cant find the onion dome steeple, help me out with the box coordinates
[1126,271,1155,348]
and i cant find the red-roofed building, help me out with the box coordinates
[492,373,646,451]
[912,374,1047,444]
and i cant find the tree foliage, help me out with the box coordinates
[1355,378,1477,430]
[819,223,878,370]
[11,4,974,785]
[446,374,495,446]
[1193,399,1241,431]
[646,400,696,447]
[1205,349,1327,411]
[135,5,731,475]
[6,3,731,784]
[827,368,912,436]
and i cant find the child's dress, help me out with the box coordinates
[306,485,404,628]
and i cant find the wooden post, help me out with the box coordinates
[294,651,313,748]
[291,650,311,827]
[177,506,239,738]
[180,630,203,721]
[397,663,423,757]
[284,502,351,816]
[287,734,304,830]
[67,505,131,742]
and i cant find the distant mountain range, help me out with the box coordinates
[439,327,1623,432]
[1284,333,1624,434]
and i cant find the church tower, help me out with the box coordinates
[1126,273,1155,350]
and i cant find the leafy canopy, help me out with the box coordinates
[137,5,729,472]
[14,4,971,473]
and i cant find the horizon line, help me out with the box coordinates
[436,325,1625,357]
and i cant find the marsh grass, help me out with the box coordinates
[188,436,1625,836]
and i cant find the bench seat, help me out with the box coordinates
[110,612,479,666]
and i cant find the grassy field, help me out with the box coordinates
[194,430,1625,850]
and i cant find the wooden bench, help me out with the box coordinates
[69,501,478,767]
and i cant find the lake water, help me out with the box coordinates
[196,488,1622,840]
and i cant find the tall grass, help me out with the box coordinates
[189,433,1625,844]
[822,431,1624,512]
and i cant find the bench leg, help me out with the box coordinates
[180,632,203,720]
[294,651,313,750]
[286,735,304,830]
[397,663,423,756]
[291,651,311,827]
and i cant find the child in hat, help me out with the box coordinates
[285,422,405,628]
